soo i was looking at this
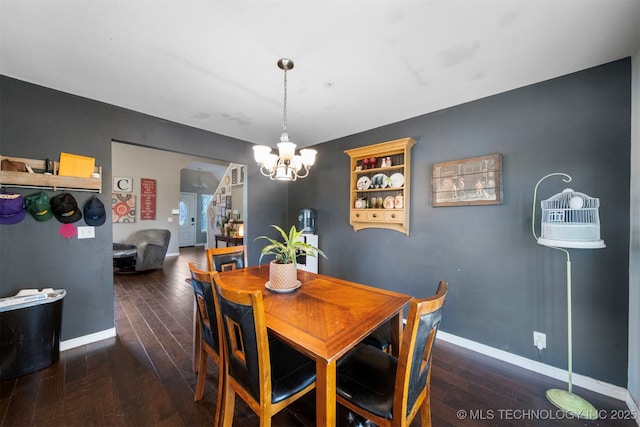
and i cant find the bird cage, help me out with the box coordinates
[538,188,605,249]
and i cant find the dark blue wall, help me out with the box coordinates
[289,59,631,386]
[0,76,287,340]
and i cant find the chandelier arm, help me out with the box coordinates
[294,166,311,179]
[258,165,272,178]
[531,173,572,241]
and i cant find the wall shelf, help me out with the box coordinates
[344,137,415,235]
[0,155,102,193]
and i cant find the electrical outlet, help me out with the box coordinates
[77,226,95,239]
[533,331,546,350]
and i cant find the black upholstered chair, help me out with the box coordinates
[363,321,392,352]
[188,263,224,427]
[336,281,448,427]
[211,271,317,426]
[206,245,247,272]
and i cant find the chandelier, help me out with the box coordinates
[253,58,317,181]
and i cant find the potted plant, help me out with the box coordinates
[256,225,326,290]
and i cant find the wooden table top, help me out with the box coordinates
[217,265,413,363]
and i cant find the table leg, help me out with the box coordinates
[390,312,403,358]
[316,359,337,427]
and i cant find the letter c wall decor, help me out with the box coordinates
[113,177,133,193]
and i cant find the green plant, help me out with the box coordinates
[256,225,326,267]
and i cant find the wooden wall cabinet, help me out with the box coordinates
[344,137,415,235]
[0,155,102,193]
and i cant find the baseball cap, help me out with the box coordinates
[0,192,25,225]
[50,193,82,223]
[25,192,53,222]
[84,196,106,226]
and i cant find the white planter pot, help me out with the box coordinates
[269,260,298,290]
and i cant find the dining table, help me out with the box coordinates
[216,265,413,427]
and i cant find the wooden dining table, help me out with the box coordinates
[216,265,413,427]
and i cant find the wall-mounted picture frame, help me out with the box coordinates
[215,193,221,204]
[112,193,136,222]
[225,195,232,209]
[113,176,133,193]
[432,153,503,207]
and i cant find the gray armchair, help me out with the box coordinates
[125,229,171,271]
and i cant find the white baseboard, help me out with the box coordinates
[60,327,116,351]
[166,252,180,257]
[626,394,640,427]
[437,331,629,402]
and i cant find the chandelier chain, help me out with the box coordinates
[282,66,288,137]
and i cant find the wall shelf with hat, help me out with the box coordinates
[0,155,102,193]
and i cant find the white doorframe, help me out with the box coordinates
[179,192,197,247]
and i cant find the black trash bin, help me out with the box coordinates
[0,289,66,379]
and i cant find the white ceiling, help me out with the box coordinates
[1,1,639,149]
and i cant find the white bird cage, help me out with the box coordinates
[531,174,605,419]
[538,188,605,249]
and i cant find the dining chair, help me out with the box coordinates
[188,262,224,427]
[211,271,317,427]
[336,281,448,427]
[193,245,248,372]
[206,245,247,272]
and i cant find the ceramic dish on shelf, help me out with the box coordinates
[265,280,302,293]
[372,173,389,189]
[357,176,371,190]
[383,196,395,209]
[389,172,404,188]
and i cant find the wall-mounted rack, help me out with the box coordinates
[0,155,102,193]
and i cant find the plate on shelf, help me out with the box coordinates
[389,172,404,188]
[383,196,395,209]
[372,173,389,189]
[357,176,371,190]
[265,280,301,293]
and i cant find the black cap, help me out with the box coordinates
[50,193,82,224]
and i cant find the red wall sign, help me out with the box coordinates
[140,178,156,220]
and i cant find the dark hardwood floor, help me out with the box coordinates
[1,246,636,426]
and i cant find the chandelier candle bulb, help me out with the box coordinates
[278,142,296,160]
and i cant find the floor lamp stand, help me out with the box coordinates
[544,248,597,420]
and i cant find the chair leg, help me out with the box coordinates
[221,387,236,427]
[419,395,432,427]
[194,348,207,401]
[259,415,272,427]
[213,359,224,427]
